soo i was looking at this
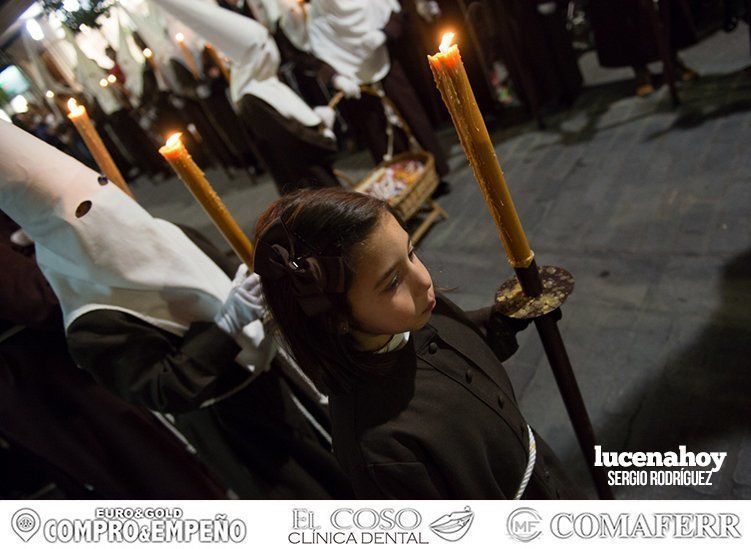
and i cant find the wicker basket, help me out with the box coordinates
[353,150,438,221]
[328,86,446,240]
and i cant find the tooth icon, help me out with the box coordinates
[12,509,40,542]
[430,506,475,542]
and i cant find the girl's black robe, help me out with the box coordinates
[328,293,583,499]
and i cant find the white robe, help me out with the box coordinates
[152,0,321,127]
[308,0,400,84]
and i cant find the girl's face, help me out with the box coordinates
[347,212,435,350]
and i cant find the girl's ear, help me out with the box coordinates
[320,311,349,335]
[336,320,350,335]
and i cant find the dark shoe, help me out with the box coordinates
[673,57,700,82]
[432,180,451,198]
[634,69,655,97]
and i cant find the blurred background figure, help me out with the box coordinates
[154,0,341,195]
[308,0,450,186]
[586,0,699,96]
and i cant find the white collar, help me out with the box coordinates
[374,331,411,354]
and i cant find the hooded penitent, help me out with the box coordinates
[151,0,321,127]
[120,0,181,90]
[37,17,80,91]
[0,120,232,337]
[308,0,401,84]
[115,10,145,99]
[63,26,122,115]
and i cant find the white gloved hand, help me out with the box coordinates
[313,105,336,130]
[214,264,265,337]
[537,2,557,15]
[332,74,361,99]
[196,84,211,99]
[361,30,387,53]
[215,264,276,374]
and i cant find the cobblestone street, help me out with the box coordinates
[133,26,751,499]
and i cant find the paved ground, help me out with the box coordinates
[131,26,751,499]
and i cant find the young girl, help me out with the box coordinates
[253,187,581,499]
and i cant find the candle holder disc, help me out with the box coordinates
[494,265,575,320]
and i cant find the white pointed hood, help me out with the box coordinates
[63,26,122,115]
[0,121,232,336]
[249,0,282,29]
[37,17,80,91]
[308,0,400,84]
[120,1,180,91]
[116,11,145,99]
[279,0,311,53]
[151,0,321,127]
[22,30,75,96]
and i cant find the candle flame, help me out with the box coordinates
[175,32,184,43]
[143,48,153,59]
[166,132,183,148]
[67,98,84,116]
[45,90,55,98]
[107,74,116,83]
[99,78,108,88]
[439,32,455,53]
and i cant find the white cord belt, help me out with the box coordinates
[513,425,537,500]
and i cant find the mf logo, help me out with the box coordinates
[507,507,542,542]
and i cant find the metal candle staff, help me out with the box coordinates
[159,133,254,267]
[428,33,613,499]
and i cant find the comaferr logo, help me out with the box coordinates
[551,513,741,539]
[504,509,742,541]
[429,506,475,542]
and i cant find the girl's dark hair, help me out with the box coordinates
[253,187,395,394]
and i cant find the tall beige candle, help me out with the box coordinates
[428,33,533,268]
[67,99,134,199]
[159,133,254,267]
